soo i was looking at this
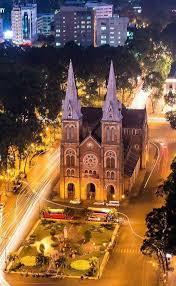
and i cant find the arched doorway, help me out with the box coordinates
[107,185,115,201]
[67,183,75,199]
[87,183,96,200]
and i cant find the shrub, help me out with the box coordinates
[51,242,59,248]
[84,230,92,243]
[102,224,114,230]
[50,227,56,237]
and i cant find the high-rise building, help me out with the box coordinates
[11,2,37,45]
[96,15,128,47]
[54,5,94,47]
[85,2,113,19]
[37,13,54,36]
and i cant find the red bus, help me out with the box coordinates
[42,208,74,220]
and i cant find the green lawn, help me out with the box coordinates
[9,219,115,277]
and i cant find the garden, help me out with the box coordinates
[8,219,116,278]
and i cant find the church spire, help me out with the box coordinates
[62,60,82,120]
[102,61,122,122]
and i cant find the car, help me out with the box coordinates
[88,216,101,222]
[93,201,105,206]
[70,199,81,205]
[106,200,120,207]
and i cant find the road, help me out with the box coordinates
[2,120,176,286]
[0,146,60,286]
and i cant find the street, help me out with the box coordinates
[2,120,176,286]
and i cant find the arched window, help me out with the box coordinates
[66,125,74,140]
[111,157,115,168]
[107,171,110,178]
[85,170,88,174]
[66,126,71,140]
[111,171,115,180]
[67,183,75,199]
[107,185,115,200]
[71,169,74,176]
[66,156,70,166]
[106,157,111,168]
[93,171,96,175]
[106,127,110,142]
[111,128,115,142]
[65,149,76,167]
[66,169,71,176]
[105,151,116,169]
[70,156,75,167]
[71,126,74,139]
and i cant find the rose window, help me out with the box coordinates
[83,154,98,168]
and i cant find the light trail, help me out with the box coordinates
[0,148,60,286]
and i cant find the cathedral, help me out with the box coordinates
[59,60,148,201]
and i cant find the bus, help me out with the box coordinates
[87,207,117,222]
[42,208,74,220]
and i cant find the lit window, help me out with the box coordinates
[101,26,106,30]
[56,42,61,46]
[110,31,114,34]
[101,40,106,44]
[110,41,114,44]
[101,35,106,39]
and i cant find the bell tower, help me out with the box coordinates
[60,60,82,199]
[101,61,123,200]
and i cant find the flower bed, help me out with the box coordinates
[8,220,116,278]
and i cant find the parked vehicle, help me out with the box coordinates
[93,201,105,206]
[42,208,74,220]
[88,216,101,222]
[70,199,81,205]
[106,201,120,207]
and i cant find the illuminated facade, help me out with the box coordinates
[11,2,37,44]
[60,61,148,201]
[96,15,128,47]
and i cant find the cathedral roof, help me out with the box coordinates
[81,107,102,143]
[123,135,141,177]
[122,108,146,129]
[81,106,146,140]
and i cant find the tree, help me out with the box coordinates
[84,230,92,243]
[141,207,168,271]
[143,72,164,113]
[165,111,176,129]
[55,256,67,269]
[164,91,176,106]
[142,157,176,272]
[50,227,56,238]
[39,243,45,255]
